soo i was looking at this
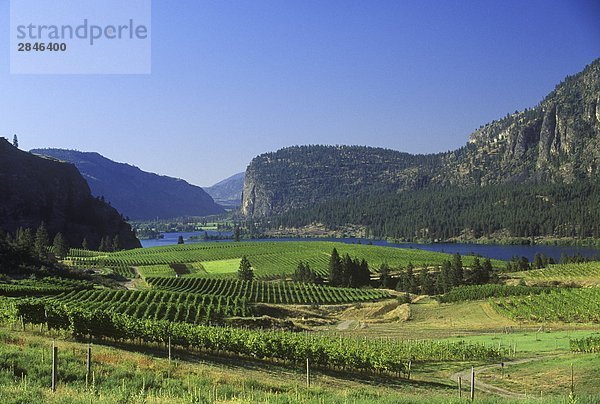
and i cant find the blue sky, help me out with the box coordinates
[1,0,599,186]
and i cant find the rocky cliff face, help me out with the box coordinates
[242,59,600,218]
[30,149,225,220]
[242,145,440,217]
[0,139,140,249]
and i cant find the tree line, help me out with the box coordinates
[267,180,600,241]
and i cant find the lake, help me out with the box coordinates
[140,233,600,262]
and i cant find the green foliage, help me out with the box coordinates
[0,300,506,374]
[147,277,389,305]
[570,336,600,353]
[492,288,600,323]
[238,255,253,282]
[52,233,69,259]
[438,284,553,303]
[81,241,497,280]
[270,180,600,240]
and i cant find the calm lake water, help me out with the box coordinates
[141,233,600,262]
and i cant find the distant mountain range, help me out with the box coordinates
[30,149,225,220]
[242,59,600,240]
[0,139,140,249]
[205,172,244,209]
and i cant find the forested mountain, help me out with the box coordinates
[205,172,244,209]
[30,149,225,220]
[270,180,600,240]
[0,139,140,249]
[243,59,600,237]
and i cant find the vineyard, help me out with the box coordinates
[38,289,251,324]
[66,241,504,279]
[514,262,600,286]
[0,300,507,377]
[570,335,600,353]
[438,284,553,303]
[491,288,600,323]
[147,277,391,305]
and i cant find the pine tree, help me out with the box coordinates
[34,222,49,258]
[82,237,90,250]
[379,262,391,288]
[328,248,343,286]
[52,233,69,259]
[238,255,253,282]
[177,235,185,245]
[16,227,34,253]
[358,258,370,287]
[451,253,463,285]
[533,253,544,269]
[470,257,484,284]
[12,134,18,148]
[419,266,435,295]
[406,261,417,293]
[482,258,492,284]
[234,225,241,242]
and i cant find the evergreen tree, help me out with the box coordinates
[469,257,484,284]
[358,258,370,287]
[82,237,89,250]
[451,253,463,285]
[52,233,69,259]
[406,261,417,293]
[34,222,49,258]
[378,262,391,288]
[177,235,185,245]
[533,253,544,269]
[328,248,343,286]
[12,134,18,148]
[482,258,493,284]
[342,254,355,287]
[419,266,435,295]
[238,255,253,282]
[234,225,241,242]
[16,227,34,253]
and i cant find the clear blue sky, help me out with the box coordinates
[1,0,599,186]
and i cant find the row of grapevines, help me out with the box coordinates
[39,289,251,324]
[491,288,600,323]
[438,284,553,303]
[570,336,600,353]
[1,300,506,376]
[147,277,390,305]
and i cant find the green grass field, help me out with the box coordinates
[201,258,241,274]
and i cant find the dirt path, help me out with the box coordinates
[122,267,140,290]
[449,355,556,399]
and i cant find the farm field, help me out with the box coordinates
[147,277,391,304]
[2,241,600,402]
[68,241,505,279]
[511,262,600,286]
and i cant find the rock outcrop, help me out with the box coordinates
[242,59,600,217]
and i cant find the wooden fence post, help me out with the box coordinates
[86,343,92,385]
[407,360,412,380]
[51,341,58,392]
[470,367,475,400]
[168,336,172,364]
[458,376,462,398]
[306,358,310,388]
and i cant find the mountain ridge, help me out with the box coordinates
[0,139,140,249]
[242,58,600,218]
[30,149,225,220]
